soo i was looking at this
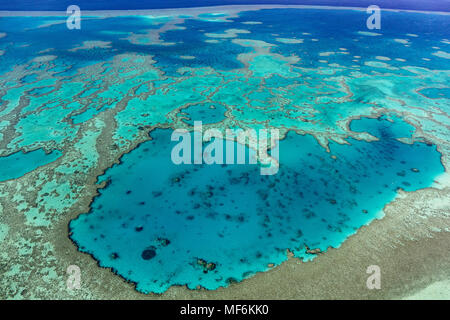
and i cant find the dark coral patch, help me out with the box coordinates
[141,248,156,260]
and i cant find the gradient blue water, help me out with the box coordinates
[1,0,448,12]
[69,116,444,293]
[1,9,448,77]
[2,8,448,78]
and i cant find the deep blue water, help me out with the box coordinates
[69,116,444,293]
[1,8,448,77]
[0,0,448,12]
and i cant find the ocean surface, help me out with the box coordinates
[0,4,449,294]
[0,0,449,12]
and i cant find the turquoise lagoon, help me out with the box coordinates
[0,7,449,293]
[70,116,444,293]
[0,149,62,182]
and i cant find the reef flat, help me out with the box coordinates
[0,6,449,298]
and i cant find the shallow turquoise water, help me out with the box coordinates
[0,149,62,182]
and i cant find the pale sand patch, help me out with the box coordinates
[432,171,450,190]
[122,18,182,46]
[179,55,195,60]
[69,41,112,52]
[364,61,398,70]
[328,63,342,68]
[394,38,410,44]
[32,55,57,63]
[403,280,450,300]
[242,21,262,25]
[319,52,335,56]
[35,19,67,29]
[38,48,54,54]
[406,33,419,37]
[205,28,250,38]
[232,38,276,49]
[204,39,220,44]
[375,56,391,61]
[432,51,450,59]
[275,38,303,44]
[0,50,4,56]
[395,58,406,62]
[0,32,6,38]
[357,31,382,36]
